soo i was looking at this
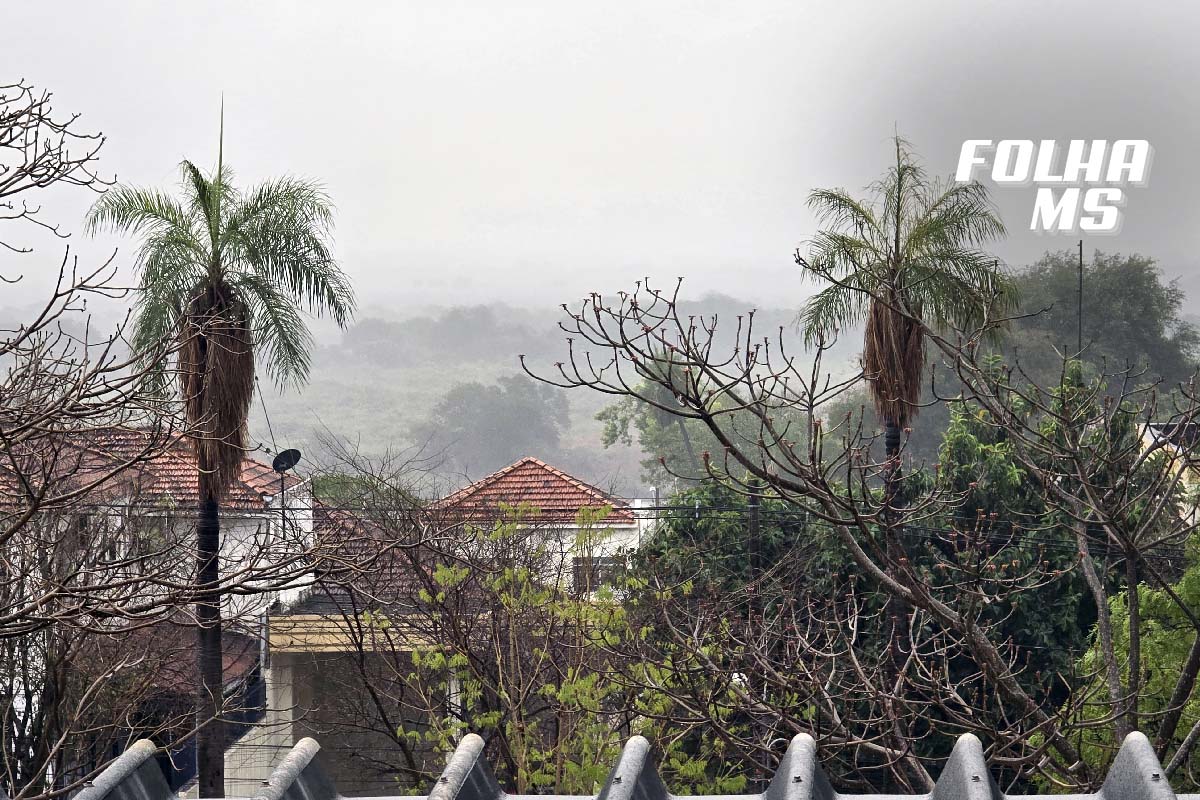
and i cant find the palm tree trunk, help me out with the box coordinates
[196,488,225,798]
[882,416,908,666]
[883,418,902,473]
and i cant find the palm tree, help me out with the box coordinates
[798,137,1015,488]
[86,127,354,797]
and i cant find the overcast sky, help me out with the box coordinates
[5,1,1199,319]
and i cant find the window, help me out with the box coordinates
[572,555,624,592]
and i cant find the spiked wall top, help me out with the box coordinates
[68,732,1196,800]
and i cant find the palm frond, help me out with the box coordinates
[227,271,314,387]
[798,281,869,347]
[223,176,355,325]
[84,186,195,239]
[128,254,197,356]
[905,179,1006,259]
[807,188,882,239]
[180,160,238,261]
[227,176,334,237]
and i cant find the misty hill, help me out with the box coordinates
[249,293,859,496]
[253,252,1194,496]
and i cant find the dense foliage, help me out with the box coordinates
[412,375,571,476]
[617,396,1095,788]
[1011,251,1199,388]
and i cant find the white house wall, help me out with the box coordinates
[151,485,316,629]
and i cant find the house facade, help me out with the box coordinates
[223,457,653,797]
[85,428,316,628]
[0,427,323,794]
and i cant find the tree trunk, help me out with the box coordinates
[196,490,225,798]
[1073,513,1130,741]
[1125,549,1141,733]
[883,418,902,477]
[882,416,907,665]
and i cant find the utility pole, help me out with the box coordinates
[1078,239,1084,354]
[748,481,761,572]
[746,474,767,768]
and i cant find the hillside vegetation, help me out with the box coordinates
[250,294,851,495]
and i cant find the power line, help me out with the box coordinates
[30,500,1189,560]
[254,375,278,455]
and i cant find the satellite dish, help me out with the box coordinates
[272,448,302,473]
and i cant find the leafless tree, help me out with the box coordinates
[520,278,1200,791]
[0,80,109,261]
[1,77,182,634]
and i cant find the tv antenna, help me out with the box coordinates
[272,449,302,474]
[272,448,302,534]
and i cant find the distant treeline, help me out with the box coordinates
[333,294,855,370]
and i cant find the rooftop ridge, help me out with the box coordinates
[524,457,630,513]
[434,456,544,509]
[433,456,633,520]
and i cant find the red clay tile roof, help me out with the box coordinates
[287,500,434,615]
[284,461,633,617]
[433,457,634,524]
[83,427,302,510]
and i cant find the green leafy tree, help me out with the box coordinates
[822,252,1200,467]
[596,354,712,489]
[399,509,627,793]
[352,507,743,794]
[534,141,1200,789]
[597,351,811,491]
[1052,395,1200,784]
[934,395,1092,680]
[85,128,354,796]
[1085,536,1200,787]
[1010,251,1199,387]
[622,405,1091,789]
[413,375,570,476]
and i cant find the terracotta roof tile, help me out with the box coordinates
[433,457,634,524]
[78,427,301,510]
[284,460,633,617]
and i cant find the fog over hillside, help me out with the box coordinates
[5,253,1191,498]
[248,292,860,497]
